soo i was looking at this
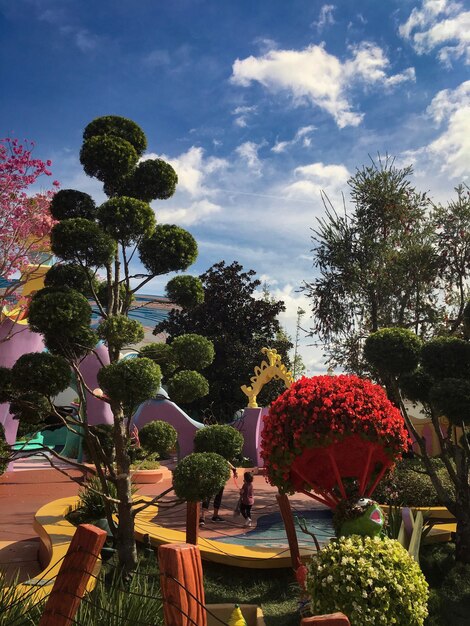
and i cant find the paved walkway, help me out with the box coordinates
[0,457,322,582]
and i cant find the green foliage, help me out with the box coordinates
[165,275,204,308]
[51,218,117,267]
[173,452,230,502]
[130,453,161,470]
[9,391,51,426]
[83,115,147,156]
[464,300,470,338]
[364,327,422,375]
[98,316,144,350]
[306,535,428,626]
[156,261,291,419]
[50,189,96,221]
[421,336,470,380]
[420,543,456,589]
[138,420,177,458]
[171,334,214,371]
[399,367,433,403]
[28,287,92,337]
[0,570,44,624]
[166,370,209,404]
[138,224,198,276]
[80,135,138,184]
[139,343,178,378]
[374,457,455,507]
[119,158,177,202]
[85,424,115,461]
[45,263,97,296]
[0,367,13,403]
[96,281,131,310]
[97,197,155,245]
[193,424,243,461]
[98,358,161,414]
[76,474,118,520]
[75,568,163,626]
[44,326,98,361]
[440,563,470,619]
[0,424,10,476]
[12,353,71,397]
[430,378,470,425]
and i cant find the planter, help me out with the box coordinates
[130,469,164,484]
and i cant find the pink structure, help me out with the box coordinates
[79,342,113,426]
[0,319,44,445]
[232,407,269,467]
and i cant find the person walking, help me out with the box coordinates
[240,471,254,527]
[200,462,238,525]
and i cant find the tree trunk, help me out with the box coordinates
[113,407,138,575]
[455,502,470,564]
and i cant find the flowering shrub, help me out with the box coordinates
[261,375,409,501]
[306,535,428,625]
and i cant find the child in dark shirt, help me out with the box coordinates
[240,471,254,527]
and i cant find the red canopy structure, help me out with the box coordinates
[261,375,409,509]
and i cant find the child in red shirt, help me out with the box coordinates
[240,471,254,527]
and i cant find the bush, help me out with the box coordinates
[193,424,243,462]
[439,563,470,620]
[167,370,209,404]
[420,543,456,588]
[138,420,177,458]
[306,535,428,626]
[173,452,230,502]
[75,475,118,522]
[364,327,422,375]
[373,456,455,507]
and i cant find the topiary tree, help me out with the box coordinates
[306,535,428,625]
[138,420,178,459]
[139,333,214,405]
[5,116,202,574]
[194,424,244,463]
[364,327,470,564]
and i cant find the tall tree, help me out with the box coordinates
[304,156,439,374]
[155,260,292,421]
[3,116,208,574]
[0,138,58,327]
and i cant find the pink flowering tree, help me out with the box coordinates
[0,138,59,326]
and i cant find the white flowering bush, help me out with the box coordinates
[306,535,428,625]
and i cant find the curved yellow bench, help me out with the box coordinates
[15,497,101,602]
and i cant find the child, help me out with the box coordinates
[239,471,254,527]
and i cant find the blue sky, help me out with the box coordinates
[1,0,469,372]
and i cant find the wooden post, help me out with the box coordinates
[186,501,199,545]
[159,542,207,626]
[301,613,350,625]
[39,523,107,626]
[276,492,300,570]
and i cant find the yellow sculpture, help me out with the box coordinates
[228,604,247,626]
[241,347,294,408]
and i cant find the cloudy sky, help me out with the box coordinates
[1,0,469,373]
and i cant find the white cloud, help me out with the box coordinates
[399,0,470,66]
[312,4,336,32]
[156,199,222,226]
[144,147,228,198]
[272,125,316,153]
[399,81,470,180]
[232,105,257,128]
[235,141,264,174]
[283,161,351,199]
[231,42,415,128]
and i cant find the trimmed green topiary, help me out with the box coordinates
[364,327,422,376]
[165,275,204,308]
[138,421,177,458]
[139,343,178,378]
[430,378,470,425]
[171,334,214,371]
[12,353,71,397]
[306,535,428,625]
[9,391,51,427]
[44,264,97,297]
[193,424,243,462]
[97,316,144,350]
[439,563,470,620]
[28,287,93,337]
[49,189,96,221]
[83,116,147,156]
[119,159,177,202]
[421,336,470,381]
[0,367,13,403]
[167,370,209,404]
[80,135,138,184]
[399,367,433,404]
[44,327,98,361]
[97,358,161,415]
[173,452,230,502]
[139,224,198,276]
[51,218,117,267]
[97,197,155,245]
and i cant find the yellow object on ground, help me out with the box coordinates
[228,604,248,626]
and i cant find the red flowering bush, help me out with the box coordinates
[261,375,409,506]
